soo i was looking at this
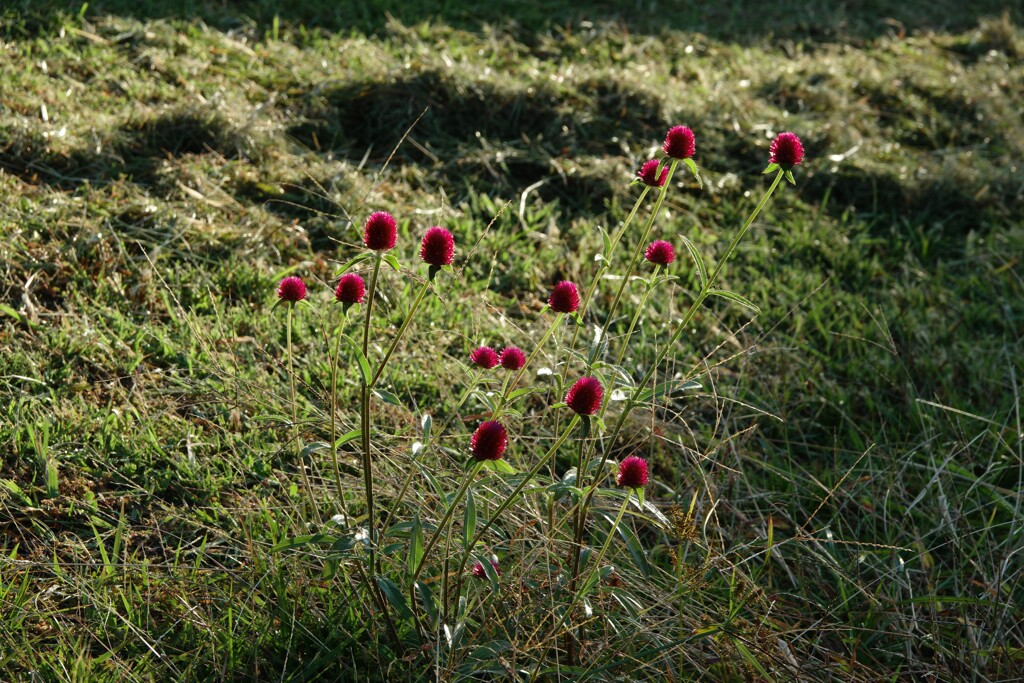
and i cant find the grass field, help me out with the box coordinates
[2,1,1023,680]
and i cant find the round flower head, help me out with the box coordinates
[363,211,397,251]
[662,125,696,160]
[644,240,676,266]
[420,226,455,267]
[769,132,804,170]
[334,273,366,306]
[277,276,307,303]
[471,421,508,461]
[637,159,668,188]
[498,346,526,371]
[617,455,649,489]
[470,346,499,369]
[565,376,603,416]
[548,281,580,314]
[472,559,501,579]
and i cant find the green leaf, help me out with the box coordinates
[683,157,703,187]
[481,459,517,475]
[421,414,432,441]
[762,162,780,175]
[733,639,772,679]
[634,378,701,404]
[334,428,362,449]
[336,334,372,385]
[300,441,329,458]
[382,253,402,272]
[375,576,413,619]
[416,580,439,626]
[463,487,476,549]
[271,533,338,552]
[708,288,761,314]
[1,479,32,505]
[785,169,797,185]
[373,388,402,406]
[505,387,538,403]
[408,515,423,575]
[473,553,501,594]
[336,251,374,275]
[680,236,708,289]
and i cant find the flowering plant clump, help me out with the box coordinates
[662,125,696,159]
[471,421,508,461]
[276,276,307,302]
[548,280,580,314]
[363,211,397,251]
[644,240,676,266]
[420,226,455,267]
[637,159,668,187]
[470,346,499,369]
[335,273,366,306]
[498,346,526,371]
[769,132,805,170]
[565,376,603,416]
[616,455,649,489]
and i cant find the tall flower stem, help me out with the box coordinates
[360,254,384,569]
[449,414,581,615]
[580,169,786,527]
[613,264,662,370]
[408,462,483,612]
[531,491,633,680]
[567,432,594,599]
[491,312,564,420]
[329,310,350,521]
[595,160,679,363]
[370,277,432,388]
[286,304,316,519]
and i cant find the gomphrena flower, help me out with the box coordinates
[277,276,307,302]
[470,346,499,369]
[616,455,649,489]
[548,281,580,314]
[363,211,397,251]
[662,125,696,160]
[499,346,526,371]
[565,376,603,416]
[472,558,501,579]
[644,240,676,266]
[420,226,455,267]
[637,159,668,187]
[769,132,804,170]
[335,273,366,305]
[471,421,508,461]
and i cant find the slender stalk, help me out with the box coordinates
[329,309,350,522]
[286,304,316,520]
[449,414,581,613]
[491,312,564,419]
[531,491,633,681]
[370,277,432,388]
[580,170,787,526]
[595,160,679,364]
[409,462,482,592]
[613,264,661,370]
[360,254,383,569]
[567,432,593,615]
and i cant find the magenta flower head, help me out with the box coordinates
[277,276,307,303]
[662,125,696,160]
[499,346,526,371]
[769,132,804,170]
[334,273,366,308]
[565,376,603,416]
[548,281,580,314]
[472,558,501,579]
[644,240,676,266]
[616,455,649,489]
[420,226,455,268]
[470,346,499,369]
[471,421,508,461]
[363,211,397,251]
[637,159,668,188]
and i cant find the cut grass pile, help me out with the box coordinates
[1,1,1022,680]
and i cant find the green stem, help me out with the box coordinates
[330,309,350,522]
[581,169,787,526]
[492,312,563,420]
[596,160,679,367]
[287,304,316,520]
[370,277,432,389]
[360,254,383,571]
[613,264,662,370]
[410,462,482,588]
[449,414,581,613]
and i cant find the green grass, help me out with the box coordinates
[1,1,1023,680]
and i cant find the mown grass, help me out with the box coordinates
[1,1,1022,680]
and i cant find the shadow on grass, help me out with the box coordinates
[3,0,1021,44]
